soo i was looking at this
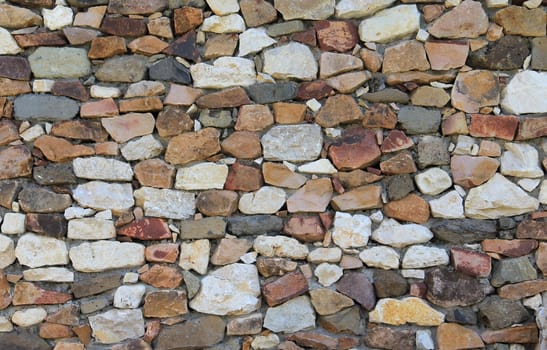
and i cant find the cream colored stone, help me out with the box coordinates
[263,42,318,81]
[253,235,309,259]
[189,263,261,315]
[89,309,144,344]
[20,124,45,142]
[73,181,134,212]
[238,28,276,57]
[120,135,164,161]
[369,297,445,326]
[0,234,15,269]
[113,284,146,309]
[179,239,210,275]
[336,0,396,18]
[191,57,256,89]
[43,5,73,30]
[90,86,121,99]
[1,213,25,235]
[12,308,47,327]
[429,190,465,219]
[15,233,68,268]
[314,263,343,286]
[22,267,74,282]
[297,159,338,174]
[263,296,315,333]
[239,186,286,215]
[372,218,433,248]
[358,5,420,43]
[332,212,371,249]
[134,187,195,220]
[68,218,115,240]
[206,0,239,15]
[0,27,22,55]
[539,180,547,204]
[501,71,547,115]
[402,245,449,268]
[414,168,453,195]
[175,162,228,190]
[308,247,342,263]
[201,14,246,33]
[69,241,144,272]
[359,246,400,269]
[500,143,544,178]
[464,173,540,219]
[73,157,133,181]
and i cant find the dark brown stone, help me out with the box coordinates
[51,80,89,102]
[18,186,71,213]
[88,35,127,59]
[284,215,325,242]
[51,120,107,142]
[296,81,333,100]
[517,115,547,140]
[173,6,203,35]
[163,30,199,61]
[0,330,50,350]
[100,16,147,37]
[33,163,77,185]
[362,103,398,129]
[426,267,485,308]
[108,0,167,15]
[336,272,376,311]
[0,180,21,209]
[516,220,546,240]
[196,87,252,109]
[373,270,408,298]
[156,107,194,138]
[196,190,239,217]
[292,28,317,47]
[14,32,66,48]
[9,0,54,7]
[25,213,67,238]
[364,325,415,350]
[287,332,339,350]
[224,162,263,192]
[328,127,381,170]
[155,316,225,350]
[262,270,309,306]
[118,218,171,240]
[0,146,33,180]
[0,56,31,80]
[71,274,121,298]
[315,20,358,53]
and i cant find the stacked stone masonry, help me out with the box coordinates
[0,0,546,349]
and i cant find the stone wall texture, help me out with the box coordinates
[0,0,546,349]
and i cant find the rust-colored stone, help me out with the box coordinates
[0,119,19,146]
[328,127,381,170]
[173,6,203,35]
[482,239,538,258]
[315,20,358,53]
[34,135,94,162]
[315,94,363,128]
[13,282,72,305]
[73,324,92,346]
[51,120,108,142]
[119,97,163,113]
[450,247,491,278]
[381,130,414,153]
[284,216,325,242]
[331,185,383,211]
[128,35,169,56]
[296,81,333,100]
[262,162,307,189]
[144,290,188,318]
[451,155,499,188]
[362,103,397,129]
[382,40,430,73]
[80,98,119,118]
[165,128,221,165]
[384,193,430,224]
[118,218,171,240]
[224,162,263,192]
[287,332,339,350]
[425,40,469,70]
[221,131,262,159]
[292,28,317,47]
[498,280,547,300]
[262,270,309,307]
[134,159,175,188]
[516,220,547,240]
[140,264,183,289]
[88,36,126,59]
[145,243,179,263]
[0,270,11,310]
[516,116,547,140]
[437,323,484,350]
[379,151,417,175]
[14,32,66,48]
[442,112,469,135]
[469,114,519,141]
[39,323,74,339]
[481,324,538,344]
[0,146,33,180]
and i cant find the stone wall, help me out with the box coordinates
[0,0,546,349]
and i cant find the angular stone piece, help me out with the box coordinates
[134,187,195,220]
[451,155,499,188]
[263,296,316,333]
[287,178,333,213]
[384,194,430,224]
[173,6,203,35]
[369,297,444,326]
[165,128,220,165]
[383,40,430,73]
[73,181,134,211]
[425,40,469,70]
[451,70,499,113]
[319,52,363,79]
[89,309,144,344]
[437,323,484,350]
[372,218,433,248]
[274,0,334,20]
[118,218,171,240]
[468,35,530,70]
[358,4,420,43]
[70,241,144,272]
[14,94,79,122]
[15,233,68,268]
[108,0,167,14]
[72,157,132,181]
[29,47,90,78]
[156,316,225,350]
[51,120,107,142]
[262,124,322,162]
[428,0,488,38]
[71,274,120,298]
[263,42,318,81]
[451,247,491,277]
[465,174,539,219]
[100,15,146,36]
[501,71,547,115]
[501,142,543,178]
[494,6,546,37]
[397,106,441,134]
[0,4,42,29]
[246,82,298,104]
[191,57,256,89]
[95,55,147,83]
[88,36,126,59]
[479,296,530,329]
[13,282,72,305]
[336,272,376,310]
[254,235,309,259]
[469,114,519,141]
[516,115,547,140]
[491,256,537,287]
[482,239,538,258]
[328,128,380,170]
[364,326,415,350]
[262,270,309,307]
[224,162,263,191]
[140,264,183,289]
[315,95,362,128]
[425,267,485,308]
[481,324,538,345]
[0,56,31,80]
[240,0,277,27]
[67,218,115,240]
[0,146,32,180]
[143,290,187,318]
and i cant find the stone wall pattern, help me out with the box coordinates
[0,0,546,349]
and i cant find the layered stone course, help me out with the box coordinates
[0,0,546,349]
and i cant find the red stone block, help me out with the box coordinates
[13,282,72,305]
[450,247,491,277]
[315,20,358,53]
[262,270,309,306]
[481,239,538,257]
[284,215,326,242]
[80,98,119,118]
[469,114,519,141]
[118,218,171,240]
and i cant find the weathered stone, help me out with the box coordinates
[108,0,167,14]
[319,52,362,79]
[319,305,363,335]
[360,246,400,270]
[0,235,15,269]
[328,127,380,170]
[0,78,30,96]
[71,274,120,298]
[450,247,491,277]
[179,239,209,275]
[262,124,322,162]
[89,309,144,344]
[73,181,134,211]
[315,95,362,128]
[372,270,407,298]
[481,324,539,344]
[287,178,333,213]
[402,245,449,269]
[211,237,252,265]
[88,36,126,59]
[254,235,309,259]
[469,114,519,141]
[118,218,171,241]
[372,218,433,248]
[451,155,499,188]
[14,94,79,122]
[196,190,238,217]
[425,267,485,308]
[494,6,546,37]
[0,146,32,180]
[397,106,441,135]
[425,40,469,70]
[451,70,499,113]
[113,284,146,309]
[284,216,325,242]
[67,218,115,240]
[140,264,183,289]
[364,325,415,349]
[165,128,220,165]
[226,162,263,190]
[414,168,452,195]
[228,215,284,236]
[13,282,72,305]
[263,42,317,81]
[517,115,547,140]
[143,290,187,318]
[262,270,308,306]
[430,1,488,38]
[0,330,50,350]
[468,36,530,70]
[479,296,530,329]
[28,47,90,79]
[359,5,419,43]
[432,219,497,244]
[156,316,224,350]
[256,256,298,277]
[263,296,315,333]
[179,217,226,240]
[383,194,429,224]
[501,71,547,115]
[173,6,203,35]
[145,243,179,264]
[491,256,537,287]
[239,186,285,214]
[100,15,146,36]
[0,56,31,81]
[246,82,298,105]
[336,272,375,310]
[226,313,263,336]
[95,55,147,83]
[274,0,334,20]
[369,297,444,326]
[382,40,429,73]
[315,20,358,53]
[483,239,538,258]
[437,323,484,350]
[22,267,73,283]
[501,142,543,178]
[380,151,417,175]
[134,187,195,220]
[263,162,307,189]
[15,233,67,268]
[12,308,47,327]
[531,37,547,70]
[69,241,144,272]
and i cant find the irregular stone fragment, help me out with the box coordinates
[315,20,358,53]
[309,288,354,316]
[246,82,298,104]
[156,107,193,137]
[331,212,371,249]
[358,5,420,43]
[491,256,537,287]
[330,185,384,211]
[239,186,286,214]
[425,267,485,308]
[0,146,32,180]
[13,282,71,305]
[360,246,400,270]
[451,155,499,188]
[67,218,114,240]
[479,296,530,330]
[296,80,332,100]
[287,178,332,213]
[384,194,429,224]
[315,95,362,128]
[173,6,203,35]
[12,308,47,327]
[0,78,30,96]
[89,309,144,344]
[314,263,343,286]
[430,191,465,219]
[465,174,539,219]
[432,219,497,244]
[140,265,182,289]
[0,329,50,349]
[134,187,195,220]
[411,86,450,108]
[29,47,90,79]
[240,0,277,27]
[14,94,79,122]
[469,114,519,141]
[143,290,187,318]
[156,316,225,350]
[336,272,375,310]
[71,274,120,298]
[69,241,144,272]
[415,168,452,195]
[380,151,417,175]
[425,40,469,70]
[88,36,126,59]
[501,142,543,178]
[238,27,276,56]
[483,239,538,258]
[211,237,251,265]
[0,4,42,28]
[502,70,547,115]
[328,128,380,170]
[264,296,316,333]
[72,157,132,182]
[372,218,433,248]
[262,124,322,162]
[148,57,192,85]
[256,257,298,278]
[95,55,147,83]
[382,40,429,73]
[254,235,309,259]
[178,239,210,275]
[100,15,146,36]
[319,52,363,79]
[516,115,547,140]
[468,35,530,70]
[0,235,15,269]
[221,131,261,160]
[481,324,539,344]
[22,267,74,283]
[15,233,68,268]
[437,323,484,350]
[274,0,334,20]
[263,42,318,81]
[284,216,325,242]
[262,270,308,307]
[73,181,134,211]
[108,0,167,14]
[369,297,444,326]
[397,106,441,134]
[165,128,220,165]
[189,263,260,315]
[428,0,488,38]
[118,218,171,241]
[263,162,307,189]
[113,284,146,309]
[494,6,546,37]
[201,13,245,33]
[451,70,499,113]
[402,245,449,269]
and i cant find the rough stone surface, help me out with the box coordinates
[358,5,420,43]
